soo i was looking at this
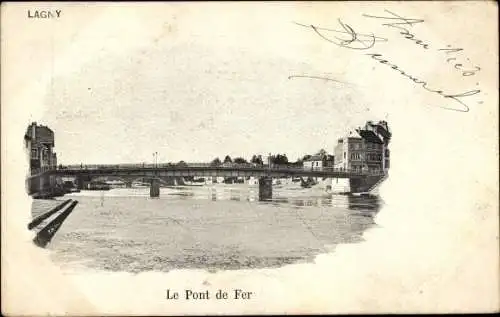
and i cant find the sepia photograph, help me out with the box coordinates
[2,1,498,315]
[26,119,390,271]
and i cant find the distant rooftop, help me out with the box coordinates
[25,122,55,145]
[304,154,334,161]
[344,130,362,139]
[304,154,324,161]
[358,120,391,143]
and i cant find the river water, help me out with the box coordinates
[31,183,381,273]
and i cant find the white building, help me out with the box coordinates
[303,155,325,171]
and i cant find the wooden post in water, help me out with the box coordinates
[150,178,160,198]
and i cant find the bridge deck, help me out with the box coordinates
[29,164,385,179]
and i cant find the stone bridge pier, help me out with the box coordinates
[258,176,273,201]
[26,173,58,197]
[349,175,384,193]
[150,179,160,198]
[75,174,92,190]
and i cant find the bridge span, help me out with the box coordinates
[27,163,386,199]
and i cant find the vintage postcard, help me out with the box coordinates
[1,1,498,315]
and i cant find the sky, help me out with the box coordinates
[30,3,388,165]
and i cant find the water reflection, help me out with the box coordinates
[229,189,241,201]
[36,184,381,273]
[347,194,381,211]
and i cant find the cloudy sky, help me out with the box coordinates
[20,3,392,165]
[13,2,491,165]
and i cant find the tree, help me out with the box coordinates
[223,155,232,164]
[251,154,263,165]
[294,157,304,167]
[317,148,327,157]
[257,155,263,165]
[233,157,247,164]
[302,154,312,161]
[177,160,188,167]
[270,153,289,165]
[211,157,221,166]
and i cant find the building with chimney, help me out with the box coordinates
[330,120,391,193]
[333,121,391,173]
[356,120,391,172]
[334,132,365,171]
[24,122,58,175]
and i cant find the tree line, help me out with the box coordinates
[209,149,330,167]
[210,155,264,166]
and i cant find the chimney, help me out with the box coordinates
[31,122,36,139]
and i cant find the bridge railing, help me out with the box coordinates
[55,163,385,176]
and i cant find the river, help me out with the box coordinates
[31,183,381,273]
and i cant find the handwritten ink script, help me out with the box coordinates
[292,10,482,112]
[288,74,352,86]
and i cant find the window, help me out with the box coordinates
[31,148,38,159]
[351,153,362,161]
[343,152,346,159]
